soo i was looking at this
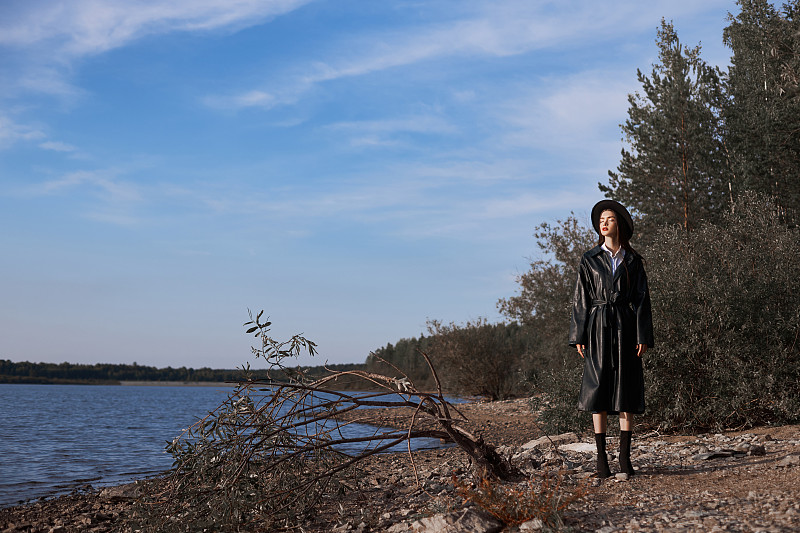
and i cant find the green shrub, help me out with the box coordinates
[426,318,532,400]
[643,194,800,431]
[527,356,591,436]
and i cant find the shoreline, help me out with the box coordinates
[118,380,235,387]
[3,399,799,532]
[1,379,404,390]
[0,379,238,387]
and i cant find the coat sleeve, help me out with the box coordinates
[633,260,654,347]
[568,257,591,346]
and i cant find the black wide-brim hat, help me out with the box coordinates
[592,199,634,240]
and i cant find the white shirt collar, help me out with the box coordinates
[601,242,625,258]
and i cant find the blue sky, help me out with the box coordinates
[1,0,737,369]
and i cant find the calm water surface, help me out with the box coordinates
[0,384,447,508]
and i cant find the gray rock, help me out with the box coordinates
[494,445,514,457]
[511,448,538,462]
[518,518,544,530]
[99,483,141,501]
[615,472,630,481]
[407,509,504,533]
[387,521,411,532]
[521,432,578,451]
[558,442,596,454]
[693,450,734,461]
[777,454,800,467]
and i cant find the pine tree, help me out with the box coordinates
[601,20,729,234]
[723,0,800,217]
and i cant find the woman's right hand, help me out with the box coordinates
[576,345,585,358]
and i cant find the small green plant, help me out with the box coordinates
[131,311,353,532]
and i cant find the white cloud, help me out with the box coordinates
[25,168,146,226]
[327,116,456,135]
[233,90,276,108]
[494,70,635,157]
[213,0,731,111]
[0,115,45,147]
[324,115,458,147]
[0,0,314,56]
[17,67,87,99]
[482,189,597,220]
[39,140,78,152]
[483,192,568,219]
[38,169,141,204]
[0,0,314,99]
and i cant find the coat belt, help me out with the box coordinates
[591,297,627,328]
[592,296,628,369]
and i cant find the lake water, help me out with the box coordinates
[0,383,450,508]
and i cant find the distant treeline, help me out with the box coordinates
[0,360,365,386]
[364,321,533,399]
[365,335,435,390]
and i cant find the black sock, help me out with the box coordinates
[595,433,611,478]
[619,430,635,475]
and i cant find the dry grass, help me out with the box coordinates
[453,472,591,529]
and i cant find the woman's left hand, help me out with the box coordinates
[636,344,648,357]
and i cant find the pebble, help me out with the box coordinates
[750,444,767,456]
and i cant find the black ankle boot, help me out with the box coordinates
[619,430,635,476]
[595,433,611,478]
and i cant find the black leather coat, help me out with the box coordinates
[569,245,654,414]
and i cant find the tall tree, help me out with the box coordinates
[601,20,729,233]
[723,0,800,217]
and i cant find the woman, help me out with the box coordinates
[569,199,653,478]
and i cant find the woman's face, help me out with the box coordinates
[599,210,618,239]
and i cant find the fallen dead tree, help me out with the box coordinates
[131,311,518,532]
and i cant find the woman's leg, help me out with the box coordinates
[593,412,610,478]
[620,412,633,432]
[619,412,635,475]
[593,412,608,433]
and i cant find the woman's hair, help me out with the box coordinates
[596,209,639,257]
